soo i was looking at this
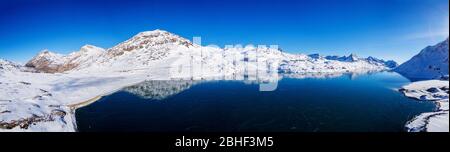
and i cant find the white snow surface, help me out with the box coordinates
[1,29,397,132]
[401,80,449,132]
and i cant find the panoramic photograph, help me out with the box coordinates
[0,0,448,134]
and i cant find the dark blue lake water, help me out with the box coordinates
[76,72,435,132]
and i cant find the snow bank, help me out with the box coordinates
[401,80,449,132]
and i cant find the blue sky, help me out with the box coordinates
[0,0,448,63]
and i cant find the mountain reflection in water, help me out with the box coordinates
[123,70,388,100]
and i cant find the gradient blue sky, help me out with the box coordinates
[0,0,448,63]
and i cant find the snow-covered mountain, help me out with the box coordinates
[321,53,360,62]
[24,29,396,76]
[95,29,197,70]
[25,50,67,73]
[395,38,449,80]
[66,45,105,70]
[279,53,397,74]
[0,59,22,73]
[25,45,105,73]
[320,53,398,68]
[366,56,398,68]
[106,29,194,58]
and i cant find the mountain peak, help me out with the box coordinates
[107,29,194,57]
[38,49,54,55]
[348,53,358,60]
[333,53,359,62]
[40,49,50,53]
[134,29,191,44]
[34,50,63,61]
[26,45,105,73]
[136,29,169,36]
[79,44,105,54]
[81,44,100,49]
[134,29,191,43]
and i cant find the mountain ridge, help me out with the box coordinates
[23,29,397,74]
[395,38,449,80]
[25,45,106,73]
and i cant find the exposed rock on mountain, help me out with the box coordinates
[25,45,105,73]
[107,29,194,58]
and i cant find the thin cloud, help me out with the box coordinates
[403,30,449,41]
[403,15,449,41]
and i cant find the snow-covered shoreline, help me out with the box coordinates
[0,71,148,132]
[400,80,449,132]
[1,69,393,132]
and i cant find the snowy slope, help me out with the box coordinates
[395,38,449,80]
[65,45,105,71]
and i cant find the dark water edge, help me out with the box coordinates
[76,72,435,132]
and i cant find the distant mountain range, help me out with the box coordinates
[308,53,398,68]
[6,29,396,76]
[4,31,448,80]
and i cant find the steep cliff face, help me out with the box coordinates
[395,38,449,80]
